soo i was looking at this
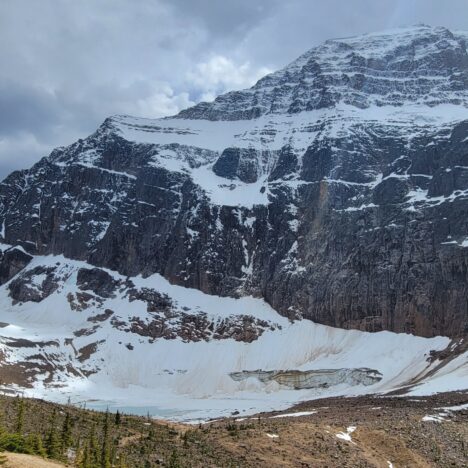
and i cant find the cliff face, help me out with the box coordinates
[1,25,467,338]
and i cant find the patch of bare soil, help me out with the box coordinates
[3,452,66,467]
[197,391,468,467]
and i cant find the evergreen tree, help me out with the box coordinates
[0,432,28,454]
[24,433,46,457]
[110,438,118,467]
[88,424,100,467]
[114,410,121,425]
[45,417,61,460]
[14,398,25,435]
[75,437,82,466]
[60,412,73,453]
[147,423,155,441]
[78,440,90,468]
[0,397,4,430]
[100,410,111,468]
[34,434,47,458]
[0,396,6,465]
[0,403,7,466]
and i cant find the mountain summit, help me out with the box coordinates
[179,25,468,120]
[0,25,466,415]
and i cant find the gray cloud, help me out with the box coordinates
[0,82,64,138]
[164,0,282,38]
[0,0,467,178]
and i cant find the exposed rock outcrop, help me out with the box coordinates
[0,247,33,286]
[9,266,59,304]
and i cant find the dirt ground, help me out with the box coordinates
[195,391,468,467]
[3,453,66,467]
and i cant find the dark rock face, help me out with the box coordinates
[0,247,33,285]
[9,266,59,304]
[77,268,119,299]
[0,25,467,338]
[213,148,262,183]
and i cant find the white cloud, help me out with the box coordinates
[134,84,194,117]
[187,55,272,102]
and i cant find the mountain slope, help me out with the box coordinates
[1,25,467,337]
[0,25,467,416]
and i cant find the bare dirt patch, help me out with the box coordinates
[3,452,65,467]
[199,392,468,467]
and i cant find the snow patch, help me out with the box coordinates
[422,415,446,422]
[270,410,317,418]
[336,426,356,444]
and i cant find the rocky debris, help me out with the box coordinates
[8,266,59,304]
[77,341,103,362]
[211,315,280,342]
[0,336,82,388]
[0,247,33,285]
[127,287,173,313]
[207,392,468,467]
[0,361,44,388]
[73,326,99,337]
[109,316,126,329]
[67,291,104,311]
[76,267,119,298]
[428,338,467,362]
[230,368,382,389]
[113,313,280,343]
[87,309,114,323]
[3,338,58,349]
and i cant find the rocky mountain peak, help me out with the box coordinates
[0,25,467,340]
[178,25,468,121]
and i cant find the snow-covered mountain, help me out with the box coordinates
[180,25,468,120]
[0,25,467,418]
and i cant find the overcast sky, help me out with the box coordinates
[0,0,467,179]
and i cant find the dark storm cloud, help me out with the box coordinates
[0,82,63,138]
[163,0,282,38]
[0,0,467,179]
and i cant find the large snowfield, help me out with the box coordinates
[0,247,466,422]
